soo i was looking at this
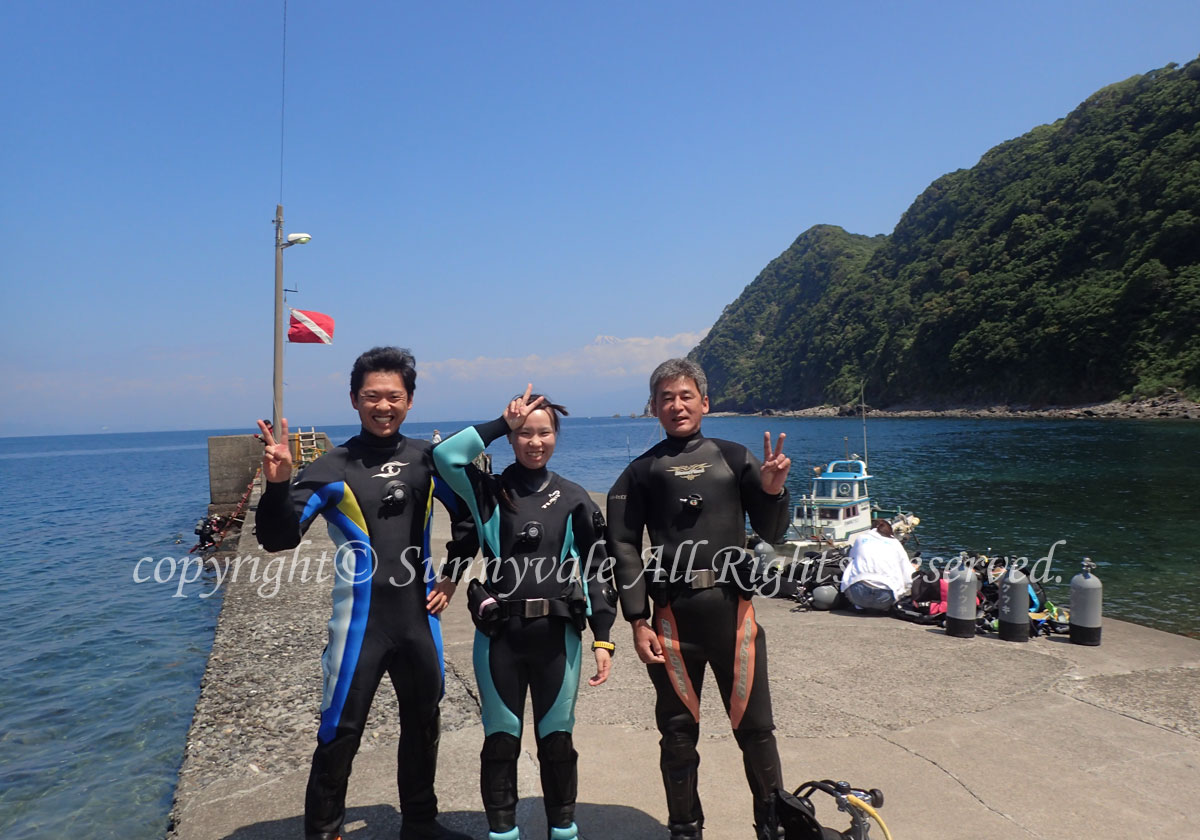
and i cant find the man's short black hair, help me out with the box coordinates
[350,346,417,396]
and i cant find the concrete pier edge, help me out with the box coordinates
[168,490,1200,840]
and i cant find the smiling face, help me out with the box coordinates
[509,408,557,470]
[350,371,412,437]
[652,375,709,438]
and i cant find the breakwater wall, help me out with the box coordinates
[204,431,331,516]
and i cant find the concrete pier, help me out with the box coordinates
[169,491,1200,839]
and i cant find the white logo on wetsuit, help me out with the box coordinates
[667,463,711,481]
[541,489,561,509]
[373,461,409,478]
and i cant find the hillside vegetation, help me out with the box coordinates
[692,56,1200,410]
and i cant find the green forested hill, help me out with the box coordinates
[692,57,1200,410]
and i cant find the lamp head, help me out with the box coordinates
[286,233,312,245]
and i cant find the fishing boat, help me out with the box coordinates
[766,458,919,558]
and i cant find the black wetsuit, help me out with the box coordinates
[256,429,476,840]
[607,431,790,838]
[434,417,616,840]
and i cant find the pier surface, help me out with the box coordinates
[170,491,1200,839]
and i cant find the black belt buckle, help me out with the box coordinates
[523,598,550,618]
[688,569,716,589]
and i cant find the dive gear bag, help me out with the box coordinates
[774,780,887,840]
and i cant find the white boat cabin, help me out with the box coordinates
[792,459,874,545]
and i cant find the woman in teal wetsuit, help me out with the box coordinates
[433,386,616,840]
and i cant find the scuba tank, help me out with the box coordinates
[997,563,1031,642]
[944,557,977,638]
[1069,557,1102,646]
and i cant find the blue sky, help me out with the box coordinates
[3,1,1198,436]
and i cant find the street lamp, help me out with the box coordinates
[273,203,311,436]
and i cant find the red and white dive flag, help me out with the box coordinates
[288,309,335,344]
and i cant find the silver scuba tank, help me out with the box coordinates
[944,557,977,638]
[1069,557,1102,646]
[997,563,1031,642]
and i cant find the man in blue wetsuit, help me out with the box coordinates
[607,358,792,840]
[256,346,476,840]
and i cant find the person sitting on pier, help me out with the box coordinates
[255,346,477,840]
[840,519,918,613]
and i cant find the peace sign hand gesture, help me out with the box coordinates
[761,431,791,496]
[257,418,293,483]
[504,384,546,431]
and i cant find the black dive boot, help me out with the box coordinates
[735,728,785,839]
[481,732,521,840]
[668,819,704,839]
[304,732,360,840]
[661,726,704,839]
[538,731,580,839]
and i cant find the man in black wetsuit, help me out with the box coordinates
[255,346,475,840]
[607,358,792,840]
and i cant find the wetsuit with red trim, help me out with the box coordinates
[606,431,790,840]
[256,428,477,840]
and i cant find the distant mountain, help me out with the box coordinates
[691,56,1200,410]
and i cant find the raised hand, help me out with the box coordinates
[258,417,293,483]
[761,431,791,496]
[503,383,547,430]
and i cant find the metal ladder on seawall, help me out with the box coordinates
[294,427,325,467]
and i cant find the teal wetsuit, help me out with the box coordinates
[434,417,615,840]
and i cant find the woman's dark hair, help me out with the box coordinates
[350,346,417,396]
[872,519,894,538]
[507,394,569,434]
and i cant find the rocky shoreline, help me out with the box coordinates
[713,392,1200,421]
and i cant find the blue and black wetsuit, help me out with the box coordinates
[256,429,477,840]
[607,432,790,839]
[434,417,615,840]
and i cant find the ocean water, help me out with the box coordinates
[1,416,1197,838]
[0,431,225,840]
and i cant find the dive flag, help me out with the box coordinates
[288,309,335,344]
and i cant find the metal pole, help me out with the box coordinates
[861,381,868,468]
[273,204,285,435]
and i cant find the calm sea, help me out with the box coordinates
[1,416,1197,838]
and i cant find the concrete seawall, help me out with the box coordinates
[170,491,1200,839]
[204,432,332,515]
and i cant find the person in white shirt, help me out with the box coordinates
[841,519,917,612]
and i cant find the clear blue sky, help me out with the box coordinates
[3,1,1198,436]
